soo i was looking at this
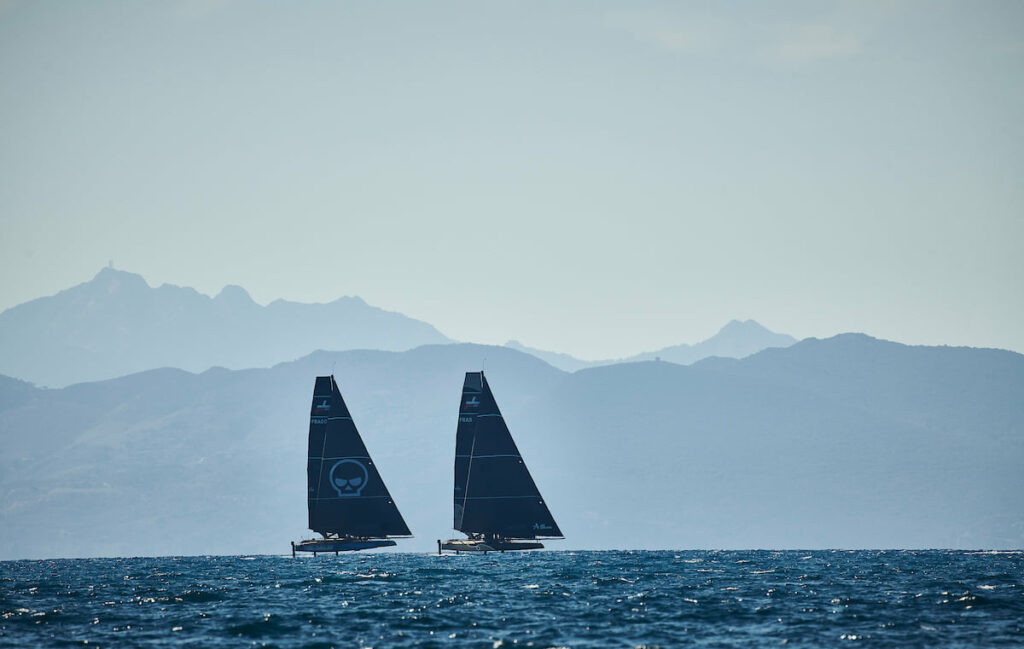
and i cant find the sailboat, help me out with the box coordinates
[292,375,411,555]
[440,371,563,553]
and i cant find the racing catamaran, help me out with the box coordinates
[440,371,562,553]
[292,375,410,555]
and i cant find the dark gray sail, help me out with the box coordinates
[307,375,411,538]
[453,371,562,539]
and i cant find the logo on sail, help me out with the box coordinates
[329,459,369,496]
[464,396,479,409]
[314,398,331,413]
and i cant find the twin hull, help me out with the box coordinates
[293,539,396,554]
[439,538,544,553]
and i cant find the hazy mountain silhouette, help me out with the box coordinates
[626,319,796,364]
[504,340,597,372]
[0,268,450,387]
[505,319,796,372]
[1,335,1021,559]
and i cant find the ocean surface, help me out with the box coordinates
[1,550,1021,648]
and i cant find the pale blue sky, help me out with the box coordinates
[1,1,1022,359]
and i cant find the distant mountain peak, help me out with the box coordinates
[499,320,799,373]
[710,319,791,343]
[89,267,149,293]
[330,295,368,307]
[215,284,254,305]
[92,266,142,280]
[720,318,769,332]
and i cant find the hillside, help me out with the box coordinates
[2,335,1022,558]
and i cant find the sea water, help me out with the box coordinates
[1,550,1021,648]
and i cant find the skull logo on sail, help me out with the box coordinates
[329,459,369,497]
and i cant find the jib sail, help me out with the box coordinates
[307,375,411,538]
[453,371,562,539]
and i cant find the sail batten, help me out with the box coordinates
[452,371,562,540]
[307,375,411,539]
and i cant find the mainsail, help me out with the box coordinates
[453,371,562,539]
[307,375,411,539]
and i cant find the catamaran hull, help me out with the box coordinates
[293,539,396,555]
[440,538,544,553]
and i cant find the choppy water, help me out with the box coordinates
[1,550,1022,648]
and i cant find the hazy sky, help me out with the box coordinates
[2,1,1022,359]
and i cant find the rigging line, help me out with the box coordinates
[461,430,477,525]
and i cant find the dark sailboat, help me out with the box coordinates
[292,375,411,555]
[440,371,562,553]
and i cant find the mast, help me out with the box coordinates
[453,371,562,539]
[307,375,411,539]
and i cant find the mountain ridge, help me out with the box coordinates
[505,319,798,372]
[0,268,451,387]
[1,334,1020,559]
[0,268,800,387]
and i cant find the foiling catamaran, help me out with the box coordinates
[292,375,411,555]
[440,371,563,553]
